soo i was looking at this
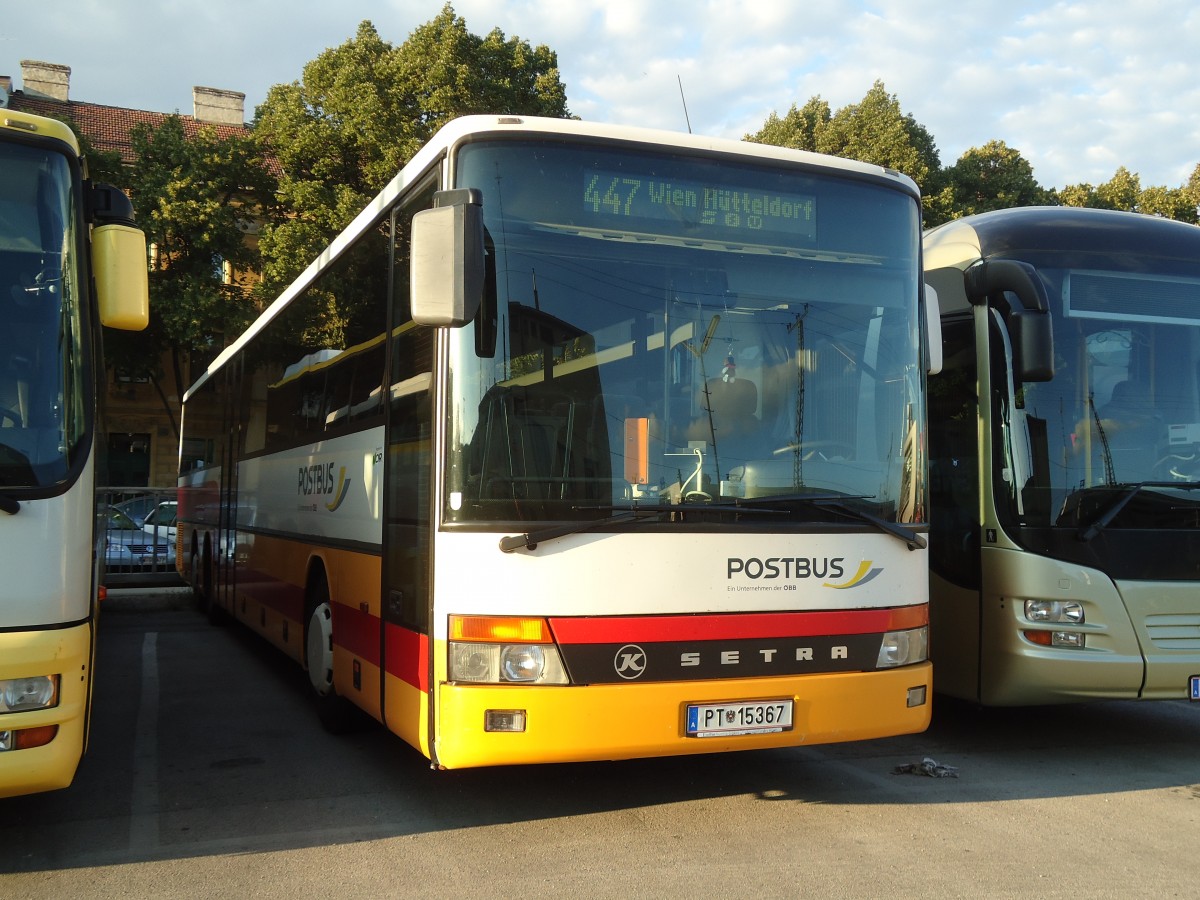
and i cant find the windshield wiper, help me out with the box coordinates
[497,500,795,553]
[1077,481,1200,542]
[743,493,927,551]
[499,508,669,553]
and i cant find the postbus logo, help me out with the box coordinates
[725,556,883,590]
[298,461,352,512]
[824,559,883,590]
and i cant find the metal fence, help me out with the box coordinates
[100,486,185,587]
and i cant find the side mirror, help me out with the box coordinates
[89,183,149,331]
[964,258,1048,313]
[410,188,485,327]
[963,258,1054,382]
[1009,309,1054,382]
[923,283,943,375]
[93,223,149,331]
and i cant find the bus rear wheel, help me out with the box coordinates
[192,544,222,624]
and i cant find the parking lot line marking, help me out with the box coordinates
[129,631,160,853]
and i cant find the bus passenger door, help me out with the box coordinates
[928,315,985,700]
[216,358,243,613]
[380,191,437,755]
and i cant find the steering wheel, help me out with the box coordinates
[1153,452,1199,481]
[773,440,855,461]
[0,406,21,428]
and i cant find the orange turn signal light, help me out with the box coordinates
[15,725,58,750]
[450,615,551,644]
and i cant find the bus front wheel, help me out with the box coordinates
[305,586,359,734]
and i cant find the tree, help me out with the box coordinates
[1055,182,1098,208]
[1058,166,1198,222]
[817,82,941,193]
[747,82,941,219]
[934,140,1053,223]
[745,97,831,152]
[254,7,571,298]
[1186,163,1200,219]
[104,116,276,438]
[1096,167,1141,211]
[1136,185,1198,223]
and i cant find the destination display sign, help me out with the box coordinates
[582,171,817,240]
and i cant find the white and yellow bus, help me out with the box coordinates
[926,206,1200,705]
[0,107,148,797]
[178,115,936,768]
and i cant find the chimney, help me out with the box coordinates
[20,60,71,101]
[193,86,245,125]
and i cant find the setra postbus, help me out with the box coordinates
[177,115,939,767]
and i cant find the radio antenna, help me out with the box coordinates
[677,75,692,133]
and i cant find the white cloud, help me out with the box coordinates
[3,0,1197,189]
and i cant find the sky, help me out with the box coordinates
[2,0,1198,191]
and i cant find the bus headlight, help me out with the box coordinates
[502,645,547,682]
[876,627,929,668]
[1024,599,1084,624]
[1,675,59,713]
[448,615,569,685]
[449,643,569,684]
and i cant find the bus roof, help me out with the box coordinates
[0,107,81,155]
[924,205,1200,272]
[186,114,921,401]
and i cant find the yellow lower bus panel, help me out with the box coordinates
[433,662,932,769]
[0,623,92,798]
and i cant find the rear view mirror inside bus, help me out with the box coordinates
[411,188,485,327]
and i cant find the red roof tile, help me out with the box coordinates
[6,93,250,164]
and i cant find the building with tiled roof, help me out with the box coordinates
[1,61,249,162]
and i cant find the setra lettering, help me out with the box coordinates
[677,645,847,667]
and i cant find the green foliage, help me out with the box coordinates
[745,97,830,152]
[929,140,1053,225]
[105,114,276,434]
[817,82,941,190]
[254,6,571,306]
[1057,165,1198,222]
[748,84,1200,226]
[748,81,941,219]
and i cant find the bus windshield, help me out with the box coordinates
[0,142,86,490]
[445,140,923,526]
[1001,257,1200,531]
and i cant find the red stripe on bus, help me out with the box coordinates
[333,602,381,667]
[384,623,429,691]
[548,605,927,644]
[237,569,305,622]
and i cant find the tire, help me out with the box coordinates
[305,579,360,734]
[190,548,205,609]
[196,543,223,625]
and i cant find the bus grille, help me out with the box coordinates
[1144,614,1200,650]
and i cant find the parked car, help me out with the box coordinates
[112,494,161,528]
[103,506,174,571]
[141,500,177,541]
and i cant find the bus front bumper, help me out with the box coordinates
[432,662,932,769]
[0,623,91,798]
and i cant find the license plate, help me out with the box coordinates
[1190,675,1200,701]
[685,699,793,737]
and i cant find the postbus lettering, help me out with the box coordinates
[298,462,337,496]
[727,557,846,580]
